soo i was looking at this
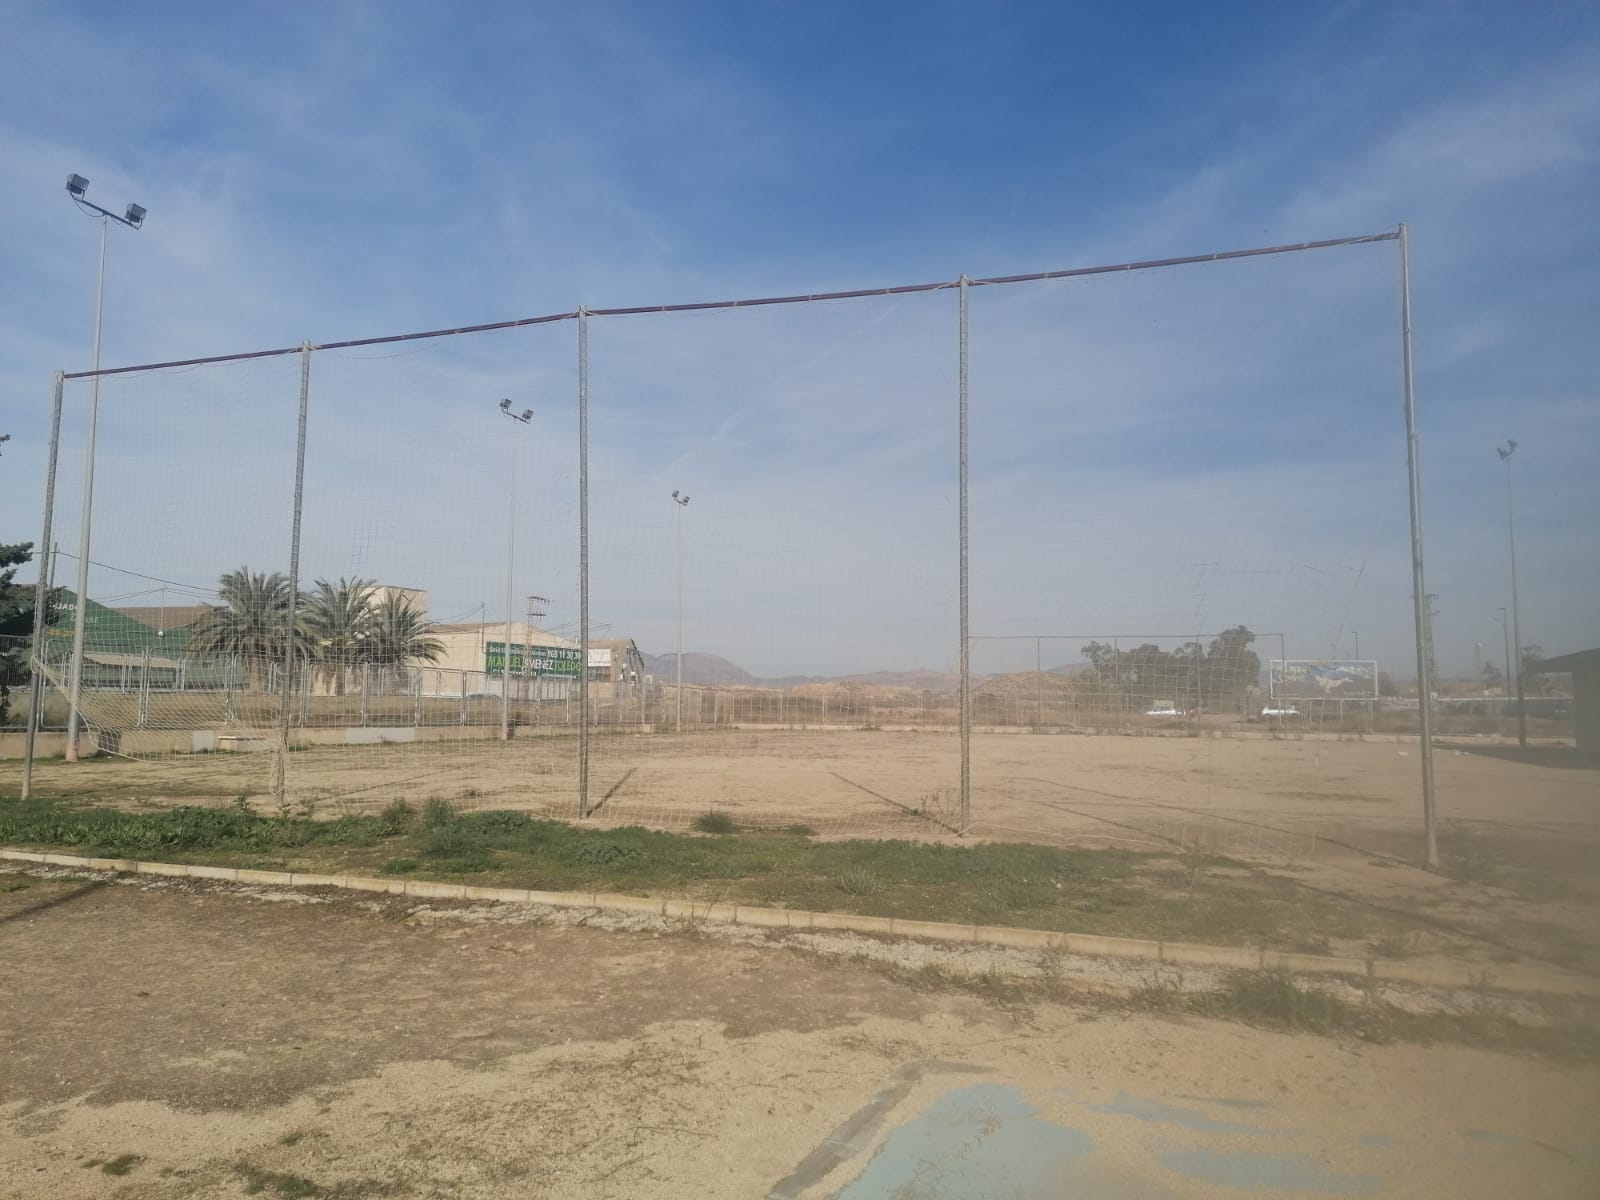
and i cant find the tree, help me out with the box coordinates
[1481,661,1504,692]
[186,568,301,688]
[366,593,443,693]
[1520,644,1547,698]
[0,542,55,726]
[303,577,377,695]
[1201,625,1260,709]
[1082,626,1259,711]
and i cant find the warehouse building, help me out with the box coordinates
[1532,648,1600,754]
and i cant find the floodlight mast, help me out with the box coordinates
[499,401,532,742]
[672,490,690,733]
[62,174,147,762]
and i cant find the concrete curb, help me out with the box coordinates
[5,847,1597,1000]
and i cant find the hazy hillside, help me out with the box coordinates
[640,652,1088,691]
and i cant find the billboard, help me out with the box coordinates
[484,641,582,677]
[1268,660,1378,699]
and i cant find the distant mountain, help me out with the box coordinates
[641,653,956,690]
[641,652,759,686]
[641,651,1089,692]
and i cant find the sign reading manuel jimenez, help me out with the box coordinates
[484,641,582,677]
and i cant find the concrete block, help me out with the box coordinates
[661,898,713,921]
[1369,958,1474,989]
[592,892,666,917]
[289,873,347,889]
[732,905,794,930]
[1481,967,1600,999]
[1161,941,1262,970]
[463,885,525,904]
[1260,950,1367,978]
[43,853,91,869]
[0,850,48,863]
[808,911,894,936]
[975,925,1061,952]
[889,918,974,943]
[345,875,408,894]
[524,889,580,908]
[344,727,416,745]
[86,857,139,873]
[403,880,467,901]
[235,869,295,886]
[1062,932,1161,961]
[135,861,191,878]
[186,864,240,882]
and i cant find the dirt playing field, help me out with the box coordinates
[25,727,1599,866]
[2,871,1597,1198]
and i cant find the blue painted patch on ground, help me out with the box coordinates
[1157,1147,1381,1196]
[1092,1091,1294,1137]
[1357,1133,1400,1150]
[834,1083,1094,1199]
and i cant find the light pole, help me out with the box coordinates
[499,400,532,741]
[62,174,146,763]
[1497,440,1527,747]
[1495,607,1513,736]
[671,490,690,732]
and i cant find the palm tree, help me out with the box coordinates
[186,567,300,690]
[367,592,443,693]
[303,577,378,696]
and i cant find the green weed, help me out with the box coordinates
[691,810,737,835]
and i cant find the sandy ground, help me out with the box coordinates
[24,730,1599,851]
[19,732,1600,975]
[2,874,1597,1199]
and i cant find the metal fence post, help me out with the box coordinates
[273,343,312,808]
[958,275,972,834]
[21,374,67,800]
[1398,225,1439,869]
[577,307,591,817]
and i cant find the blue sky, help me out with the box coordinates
[1,1,1596,680]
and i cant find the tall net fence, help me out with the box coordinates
[15,228,1457,861]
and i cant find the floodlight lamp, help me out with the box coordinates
[66,174,89,198]
[124,203,146,228]
[519,408,532,422]
[672,490,679,499]
[499,398,511,413]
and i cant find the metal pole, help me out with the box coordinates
[20,375,67,800]
[577,308,591,817]
[64,217,109,762]
[958,275,971,835]
[502,423,517,742]
[1036,636,1043,729]
[675,501,683,732]
[1398,224,1439,869]
[1498,606,1512,729]
[1503,449,1528,747]
[273,344,312,807]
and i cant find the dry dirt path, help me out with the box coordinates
[2,875,1596,1198]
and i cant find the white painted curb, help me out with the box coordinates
[4,847,1596,1000]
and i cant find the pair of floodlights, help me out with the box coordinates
[65,173,146,229]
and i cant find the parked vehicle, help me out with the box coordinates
[1260,704,1301,718]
